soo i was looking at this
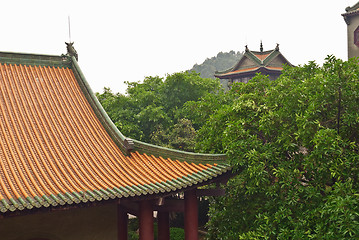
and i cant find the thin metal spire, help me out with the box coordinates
[68,16,72,43]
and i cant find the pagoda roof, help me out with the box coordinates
[215,44,292,79]
[342,2,359,24]
[0,50,229,214]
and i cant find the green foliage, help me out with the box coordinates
[179,88,231,130]
[170,227,185,240]
[96,72,219,146]
[128,231,139,240]
[162,71,220,115]
[128,217,139,232]
[199,56,359,239]
[128,217,139,240]
[195,75,271,154]
[151,118,196,151]
[189,50,243,79]
[97,53,359,239]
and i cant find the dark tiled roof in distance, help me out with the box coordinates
[0,52,229,213]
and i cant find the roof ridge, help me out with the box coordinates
[131,139,227,164]
[342,2,359,22]
[70,56,130,153]
[0,51,71,68]
[246,50,263,65]
[262,50,280,66]
[251,50,273,55]
[345,2,359,13]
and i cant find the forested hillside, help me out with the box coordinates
[189,50,242,79]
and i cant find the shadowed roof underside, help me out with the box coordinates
[0,55,229,213]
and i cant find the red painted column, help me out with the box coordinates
[117,204,128,240]
[139,200,154,240]
[185,188,198,240]
[157,211,170,240]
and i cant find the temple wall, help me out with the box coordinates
[347,15,359,59]
[0,202,118,240]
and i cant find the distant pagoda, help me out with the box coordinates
[215,43,293,89]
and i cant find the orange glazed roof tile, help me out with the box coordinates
[253,53,270,61]
[0,51,229,213]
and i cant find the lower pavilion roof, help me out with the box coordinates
[218,66,283,78]
[0,51,229,213]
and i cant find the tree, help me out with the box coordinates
[161,71,220,116]
[96,72,220,145]
[198,57,359,239]
[151,118,196,152]
[179,88,231,131]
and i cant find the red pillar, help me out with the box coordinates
[185,188,198,240]
[139,200,154,240]
[117,204,128,240]
[157,211,170,240]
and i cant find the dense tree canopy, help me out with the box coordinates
[197,56,359,239]
[96,71,220,145]
[97,55,359,239]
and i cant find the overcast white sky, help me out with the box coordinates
[0,0,358,93]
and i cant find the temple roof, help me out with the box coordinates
[0,50,229,213]
[343,2,359,16]
[342,2,359,24]
[215,44,292,79]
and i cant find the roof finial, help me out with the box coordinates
[65,42,78,61]
[260,41,263,52]
[65,16,78,61]
[245,45,249,52]
[276,43,280,51]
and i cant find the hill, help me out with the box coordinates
[189,50,243,79]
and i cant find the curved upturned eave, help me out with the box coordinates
[0,161,231,213]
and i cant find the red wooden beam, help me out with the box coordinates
[154,199,184,212]
[196,188,225,197]
[119,199,139,216]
